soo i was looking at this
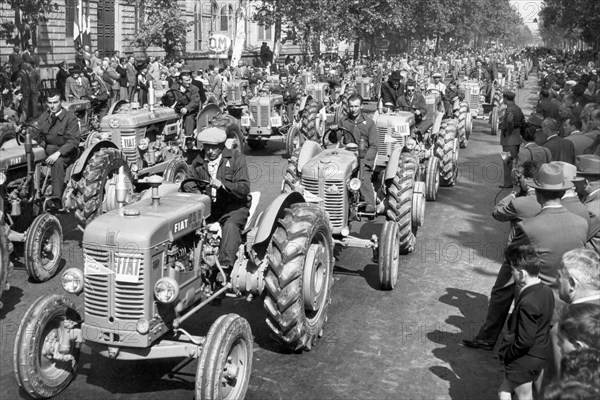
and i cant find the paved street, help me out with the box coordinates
[0,78,539,400]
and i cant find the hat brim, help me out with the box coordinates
[525,178,574,191]
[576,169,600,176]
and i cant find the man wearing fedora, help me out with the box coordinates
[576,154,600,252]
[464,163,588,351]
[188,127,250,270]
[380,70,404,111]
[500,90,524,188]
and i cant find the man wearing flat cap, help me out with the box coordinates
[464,163,588,351]
[189,127,250,269]
[500,90,525,188]
[380,70,404,110]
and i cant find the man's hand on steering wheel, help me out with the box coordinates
[180,178,211,194]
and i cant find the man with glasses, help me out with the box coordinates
[397,80,430,134]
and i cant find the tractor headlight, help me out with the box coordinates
[136,319,150,334]
[348,178,361,192]
[61,268,84,294]
[154,277,179,304]
[406,138,417,150]
[0,172,6,185]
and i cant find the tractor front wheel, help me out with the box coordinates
[282,149,301,193]
[264,203,334,351]
[285,125,304,159]
[378,220,400,290]
[24,213,62,283]
[164,159,189,185]
[386,155,417,254]
[435,120,459,187]
[195,314,253,400]
[13,295,81,399]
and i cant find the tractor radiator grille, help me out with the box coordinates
[83,247,145,321]
[259,106,270,127]
[377,127,406,158]
[301,177,345,229]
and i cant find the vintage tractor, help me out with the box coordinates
[63,88,190,229]
[0,125,63,282]
[225,79,250,119]
[240,92,286,150]
[13,175,334,399]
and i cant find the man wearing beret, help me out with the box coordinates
[464,163,588,351]
[189,127,250,269]
[36,89,81,204]
[380,71,404,110]
[500,90,525,188]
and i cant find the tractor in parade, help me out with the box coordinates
[13,171,335,399]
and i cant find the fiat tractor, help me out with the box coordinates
[225,79,250,120]
[0,124,63,283]
[13,174,334,400]
[63,85,191,229]
[240,90,286,151]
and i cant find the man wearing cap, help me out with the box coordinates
[464,163,588,351]
[575,155,600,252]
[64,66,91,101]
[541,118,576,164]
[170,71,201,136]
[380,71,404,110]
[189,127,250,269]
[426,72,446,95]
[500,90,524,188]
[36,89,81,204]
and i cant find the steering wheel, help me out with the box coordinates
[162,89,191,114]
[322,125,356,148]
[180,178,211,194]
[16,123,43,146]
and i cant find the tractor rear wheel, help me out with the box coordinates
[195,314,253,400]
[435,120,459,187]
[285,125,304,159]
[24,213,62,283]
[491,107,499,136]
[164,159,189,185]
[13,294,81,399]
[378,220,400,290]
[300,100,319,141]
[457,101,469,148]
[425,157,440,201]
[72,148,134,229]
[264,203,334,351]
[282,149,301,193]
[386,155,417,254]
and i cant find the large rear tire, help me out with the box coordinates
[457,101,469,148]
[435,120,459,187]
[264,203,334,351]
[281,149,301,193]
[491,107,499,136]
[24,213,62,283]
[285,125,304,159]
[13,295,81,399]
[386,155,417,254]
[300,100,319,141]
[425,157,440,201]
[378,220,400,290]
[72,148,134,228]
[195,314,253,400]
[163,158,189,184]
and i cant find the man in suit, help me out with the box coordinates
[541,117,576,164]
[116,57,128,102]
[463,163,588,350]
[564,116,594,155]
[8,46,21,74]
[397,80,429,134]
[56,61,70,101]
[500,90,524,188]
[536,89,561,121]
[170,71,200,136]
[126,56,137,103]
[380,71,404,110]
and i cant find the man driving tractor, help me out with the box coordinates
[380,71,405,110]
[170,71,201,136]
[397,80,431,134]
[188,127,250,270]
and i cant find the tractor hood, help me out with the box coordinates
[375,111,415,127]
[301,148,358,180]
[83,191,211,250]
[0,145,46,173]
[100,107,179,130]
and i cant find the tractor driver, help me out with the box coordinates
[172,71,201,136]
[37,89,81,205]
[189,127,250,270]
[396,80,430,134]
[338,94,378,214]
[380,70,404,111]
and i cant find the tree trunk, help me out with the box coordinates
[353,39,360,60]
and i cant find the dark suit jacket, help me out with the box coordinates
[562,195,591,228]
[37,109,81,156]
[501,101,524,147]
[499,283,555,364]
[56,69,69,100]
[338,113,378,169]
[510,206,588,286]
[380,80,405,108]
[116,64,128,87]
[397,92,428,118]
[126,63,137,85]
[542,135,576,164]
[536,98,561,120]
[493,191,541,244]
[170,83,201,115]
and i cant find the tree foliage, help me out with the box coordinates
[539,0,600,50]
[0,0,58,48]
[129,0,193,59]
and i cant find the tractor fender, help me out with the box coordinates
[297,140,323,173]
[70,140,119,178]
[251,191,306,247]
[196,103,222,132]
[384,146,405,181]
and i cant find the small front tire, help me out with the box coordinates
[24,213,63,283]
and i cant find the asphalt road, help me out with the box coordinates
[0,76,539,400]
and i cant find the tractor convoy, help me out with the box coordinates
[2,53,530,400]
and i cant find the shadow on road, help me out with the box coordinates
[427,287,500,400]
